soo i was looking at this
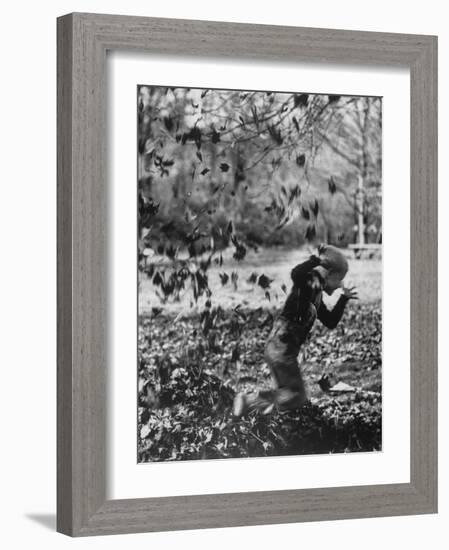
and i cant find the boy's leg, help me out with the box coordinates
[233,351,307,417]
[271,355,308,411]
[233,341,279,417]
[274,386,308,411]
[233,388,276,417]
[233,372,307,417]
[233,384,307,417]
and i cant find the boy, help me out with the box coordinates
[233,244,357,417]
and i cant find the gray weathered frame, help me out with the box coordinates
[57,12,438,537]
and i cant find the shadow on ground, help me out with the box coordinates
[25,513,56,531]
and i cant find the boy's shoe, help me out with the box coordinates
[232,392,248,418]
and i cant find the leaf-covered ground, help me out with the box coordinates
[138,300,381,462]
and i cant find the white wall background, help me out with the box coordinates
[0,1,444,548]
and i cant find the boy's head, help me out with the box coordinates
[314,244,348,295]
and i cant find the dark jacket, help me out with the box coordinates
[266,256,349,360]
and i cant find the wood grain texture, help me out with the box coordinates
[409,36,438,508]
[57,13,74,536]
[57,12,438,537]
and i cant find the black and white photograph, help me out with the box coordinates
[137,85,382,463]
[0,0,442,544]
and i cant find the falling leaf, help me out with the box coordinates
[165,244,177,259]
[305,225,316,241]
[258,274,273,289]
[296,154,306,167]
[233,242,247,261]
[267,124,283,145]
[288,185,301,204]
[247,272,258,284]
[310,200,319,217]
[211,130,221,143]
[163,116,174,132]
[152,272,163,286]
[231,271,239,291]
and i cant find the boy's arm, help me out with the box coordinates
[290,255,321,286]
[317,286,357,329]
[317,295,349,329]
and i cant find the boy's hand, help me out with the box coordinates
[342,285,358,300]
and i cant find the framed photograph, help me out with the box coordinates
[57,13,437,536]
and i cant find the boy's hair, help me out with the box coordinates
[317,244,348,280]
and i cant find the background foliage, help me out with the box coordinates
[138,86,382,256]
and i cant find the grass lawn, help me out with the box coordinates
[139,247,382,314]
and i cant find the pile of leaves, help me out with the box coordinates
[138,302,382,462]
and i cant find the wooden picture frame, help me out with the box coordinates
[57,12,438,536]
